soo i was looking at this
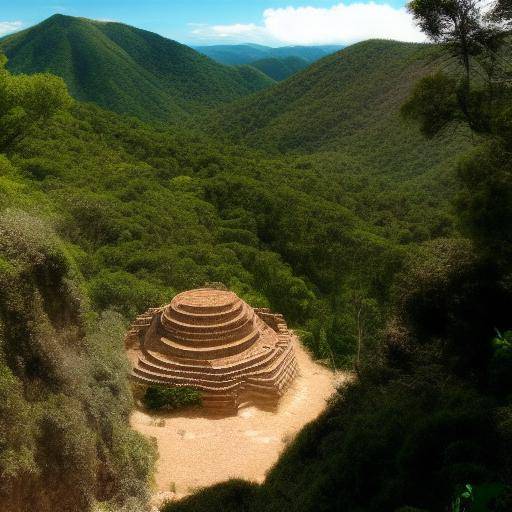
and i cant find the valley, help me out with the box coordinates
[0,7,511,512]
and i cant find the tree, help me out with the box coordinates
[0,54,71,151]
[407,0,494,79]
[492,0,512,27]
[405,0,509,133]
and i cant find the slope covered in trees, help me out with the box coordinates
[0,59,155,512]
[251,56,310,81]
[207,40,460,153]
[0,14,274,122]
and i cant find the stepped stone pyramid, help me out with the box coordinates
[126,288,298,409]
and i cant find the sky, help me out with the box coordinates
[0,0,426,46]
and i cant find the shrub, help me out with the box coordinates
[142,386,202,411]
[489,331,512,397]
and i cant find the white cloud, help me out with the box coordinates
[191,22,270,43]
[0,21,23,36]
[190,2,425,45]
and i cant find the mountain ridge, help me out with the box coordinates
[206,39,449,153]
[0,14,274,121]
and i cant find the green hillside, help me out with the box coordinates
[205,39,471,242]
[208,40,459,153]
[0,14,274,121]
[251,56,309,81]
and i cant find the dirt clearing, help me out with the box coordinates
[131,338,348,501]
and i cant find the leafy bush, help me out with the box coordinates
[490,332,512,397]
[143,386,202,411]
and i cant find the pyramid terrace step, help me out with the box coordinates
[173,289,239,315]
[161,303,251,334]
[143,344,281,374]
[166,301,244,324]
[160,329,259,360]
[246,352,296,386]
[160,319,257,347]
[133,367,241,389]
[247,366,297,395]
[138,348,283,381]
[131,369,242,393]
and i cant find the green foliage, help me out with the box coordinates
[89,270,171,319]
[0,61,156,512]
[456,139,512,269]
[142,386,202,411]
[0,210,155,511]
[250,56,309,81]
[452,483,474,512]
[401,72,459,136]
[0,56,70,151]
[489,331,512,397]
[161,480,259,512]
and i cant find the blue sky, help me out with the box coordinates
[1,1,425,46]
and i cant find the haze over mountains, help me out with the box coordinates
[194,43,344,65]
[0,14,273,121]
[193,43,345,81]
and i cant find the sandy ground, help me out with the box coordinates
[130,338,348,502]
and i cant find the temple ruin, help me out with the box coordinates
[126,288,298,410]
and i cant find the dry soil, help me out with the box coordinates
[130,338,347,503]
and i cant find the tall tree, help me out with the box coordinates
[0,54,71,151]
[405,0,509,133]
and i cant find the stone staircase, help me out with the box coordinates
[125,307,163,348]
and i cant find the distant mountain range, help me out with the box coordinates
[0,14,274,121]
[0,12,458,172]
[193,43,345,66]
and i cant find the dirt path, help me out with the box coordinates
[130,338,348,502]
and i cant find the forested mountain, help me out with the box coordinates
[194,43,344,65]
[208,40,454,153]
[251,56,310,81]
[0,14,274,121]
[205,39,471,245]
